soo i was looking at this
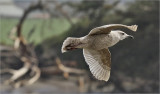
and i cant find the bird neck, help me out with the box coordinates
[109,31,121,46]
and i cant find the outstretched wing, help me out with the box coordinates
[88,24,138,35]
[83,48,111,81]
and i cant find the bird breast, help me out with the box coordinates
[83,34,117,50]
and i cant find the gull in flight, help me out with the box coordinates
[61,24,138,81]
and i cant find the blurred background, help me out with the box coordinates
[0,0,159,93]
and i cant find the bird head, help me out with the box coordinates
[116,30,134,40]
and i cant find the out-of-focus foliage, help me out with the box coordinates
[0,18,71,45]
[1,0,159,93]
[41,0,159,92]
[111,1,159,80]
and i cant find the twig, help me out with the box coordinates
[56,57,86,75]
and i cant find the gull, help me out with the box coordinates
[61,24,138,81]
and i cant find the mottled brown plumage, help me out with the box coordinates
[62,24,138,81]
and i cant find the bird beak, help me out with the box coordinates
[127,35,134,39]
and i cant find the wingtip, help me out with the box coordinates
[129,25,138,32]
[104,77,110,82]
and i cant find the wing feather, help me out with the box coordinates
[83,48,111,81]
[88,24,138,35]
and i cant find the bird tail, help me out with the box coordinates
[61,37,81,53]
[127,25,138,32]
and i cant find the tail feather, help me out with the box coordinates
[61,37,80,53]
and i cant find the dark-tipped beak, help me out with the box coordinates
[128,35,134,39]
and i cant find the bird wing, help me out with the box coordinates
[88,24,138,35]
[83,48,111,81]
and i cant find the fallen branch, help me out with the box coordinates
[56,57,86,75]
[1,0,87,90]
[1,62,30,85]
[0,1,44,88]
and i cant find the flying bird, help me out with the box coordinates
[61,24,138,81]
